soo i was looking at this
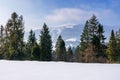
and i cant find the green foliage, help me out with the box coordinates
[115,29,120,62]
[106,30,117,62]
[80,21,89,51]
[80,15,106,59]
[3,12,24,60]
[74,46,82,62]
[80,15,99,51]
[55,35,67,61]
[80,15,105,49]
[25,29,36,59]
[31,42,40,60]
[0,12,120,63]
[40,23,52,61]
[67,46,73,62]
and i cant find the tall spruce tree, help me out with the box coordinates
[40,23,52,61]
[55,35,67,61]
[115,29,120,61]
[80,15,106,63]
[4,12,24,60]
[106,30,117,62]
[26,29,36,59]
[80,15,106,55]
[80,15,98,52]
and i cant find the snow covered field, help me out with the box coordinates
[0,60,120,80]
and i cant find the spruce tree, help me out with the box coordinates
[115,29,120,62]
[55,35,67,61]
[96,24,106,58]
[80,15,99,52]
[74,46,82,62]
[80,15,106,59]
[67,46,73,62]
[4,12,24,60]
[80,21,89,52]
[26,29,36,59]
[106,30,117,62]
[0,25,4,38]
[31,42,40,60]
[0,25,4,59]
[40,23,52,61]
[28,30,36,47]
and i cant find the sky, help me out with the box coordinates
[0,0,120,32]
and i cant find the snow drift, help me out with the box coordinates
[0,60,120,80]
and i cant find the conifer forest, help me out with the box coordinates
[0,12,120,63]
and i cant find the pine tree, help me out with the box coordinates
[106,30,117,62]
[67,46,73,62]
[114,29,120,62]
[55,35,67,61]
[96,24,106,58]
[4,12,24,60]
[0,25,4,59]
[31,42,40,60]
[74,46,82,62]
[26,29,36,59]
[80,15,106,61]
[0,25,4,38]
[80,21,89,52]
[80,15,99,52]
[40,23,52,61]
[28,30,36,47]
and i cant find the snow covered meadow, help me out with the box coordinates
[0,60,120,80]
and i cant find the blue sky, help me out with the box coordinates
[0,0,120,31]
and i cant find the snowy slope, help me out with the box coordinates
[24,24,83,47]
[0,60,120,80]
[24,24,119,47]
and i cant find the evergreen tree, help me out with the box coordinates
[80,15,99,52]
[28,30,36,47]
[0,25,4,38]
[114,29,120,62]
[80,21,89,52]
[67,46,73,62]
[55,35,67,61]
[74,46,82,62]
[4,12,24,60]
[0,25,4,59]
[96,24,107,58]
[40,23,52,61]
[80,15,106,60]
[106,30,117,62]
[31,42,40,60]
[26,29,36,59]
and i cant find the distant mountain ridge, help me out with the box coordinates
[24,24,119,48]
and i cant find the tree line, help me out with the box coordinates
[0,12,120,63]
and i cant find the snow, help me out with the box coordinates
[0,60,120,80]
[66,38,77,42]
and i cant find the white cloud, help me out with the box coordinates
[45,8,93,25]
[0,1,119,32]
[45,8,118,26]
